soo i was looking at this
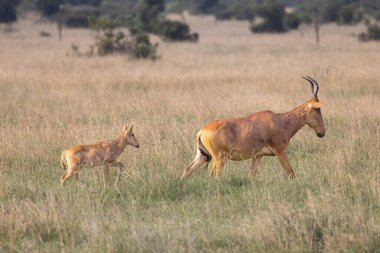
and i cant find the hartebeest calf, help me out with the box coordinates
[60,125,140,186]
[181,76,325,179]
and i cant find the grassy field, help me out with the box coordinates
[1,14,380,252]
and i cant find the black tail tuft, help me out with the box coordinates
[200,148,212,162]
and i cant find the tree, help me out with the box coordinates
[0,0,20,28]
[302,0,324,44]
[192,0,219,14]
[214,1,255,21]
[250,0,286,33]
[134,0,164,32]
[337,4,356,24]
[66,0,101,5]
[36,0,62,17]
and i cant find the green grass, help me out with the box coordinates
[1,17,380,252]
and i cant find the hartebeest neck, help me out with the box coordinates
[280,103,308,140]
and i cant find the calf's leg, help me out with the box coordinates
[111,161,124,186]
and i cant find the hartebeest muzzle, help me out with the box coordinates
[317,131,325,138]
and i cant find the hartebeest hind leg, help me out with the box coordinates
[111,161,124,186]
[60,166,79,186]
[251,155,263,177]
[181,149,210,179]
[275,151,295,179]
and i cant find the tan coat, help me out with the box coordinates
[181,77,325,179]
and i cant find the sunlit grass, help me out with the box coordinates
[0,14,379,252]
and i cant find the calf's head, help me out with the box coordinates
[122,125,140,148]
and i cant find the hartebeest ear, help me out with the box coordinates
[128,125,134,132]
[308,101,323,109]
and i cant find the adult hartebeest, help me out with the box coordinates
[181,76,325,179]
[60,125,140,186]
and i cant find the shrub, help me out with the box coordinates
[95,30,159,60]
[129,28,159,60]
[156,20,198,42]
[367,23,380,40]
[95,30,125,55]
[88,18,159,60]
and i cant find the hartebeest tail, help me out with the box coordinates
[181,132,212,177]
[181,76,325,179]
[60,125,140,186]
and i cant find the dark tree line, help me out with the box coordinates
[36,0,101,17]
[30,0,198,41]
[3,0,380,43]
[0,0,20,26]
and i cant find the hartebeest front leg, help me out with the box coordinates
[275,151,295,179]
[251,155,263,177]
[111,161,124,186]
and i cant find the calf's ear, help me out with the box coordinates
[123,125,128,131]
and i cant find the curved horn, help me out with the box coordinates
[305,75,319,100]
[302,76,314,97]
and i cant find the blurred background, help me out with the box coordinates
[1,0,380,57]
[1,1,380,252]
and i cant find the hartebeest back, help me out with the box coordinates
[60,125,140,186]
[181,76,325,179]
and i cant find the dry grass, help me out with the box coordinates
[0,14,380,252]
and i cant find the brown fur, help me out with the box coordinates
[60,125,140,186]
[181,94,325,179]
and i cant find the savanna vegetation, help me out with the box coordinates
[1,1,380,253]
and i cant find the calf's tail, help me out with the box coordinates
[60,151,67,170]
